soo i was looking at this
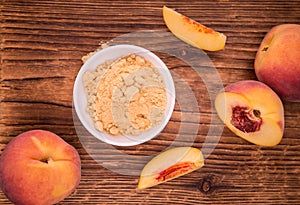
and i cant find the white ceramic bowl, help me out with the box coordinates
[73,44,175,146]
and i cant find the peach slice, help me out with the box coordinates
[162,6,227,51]
[214,80,284,146]
[138,147,204,190]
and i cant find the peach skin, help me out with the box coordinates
[255,24,300,102]
[0,130,81,205]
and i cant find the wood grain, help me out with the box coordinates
[1,0,300,204]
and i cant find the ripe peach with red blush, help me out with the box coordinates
[255,24,300,102]
[0,130,81,205]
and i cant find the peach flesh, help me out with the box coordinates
[138,147,204,189]
[162,6,227,51]
[215,80,284,146]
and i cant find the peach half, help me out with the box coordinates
[255,24,300,102]
[162,6,227,51]
[0,130,81,205]
[138,147,204,190]
[214,80,284,146]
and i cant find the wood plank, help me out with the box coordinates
[0,0,300,204]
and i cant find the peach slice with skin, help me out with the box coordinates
[214,80,284,146]
[162,6,227,51]
[138,147,204,190]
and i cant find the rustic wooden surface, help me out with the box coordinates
[1,0,300,204]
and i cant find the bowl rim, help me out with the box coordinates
[73,44,175,146]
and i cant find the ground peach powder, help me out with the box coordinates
[83,54,167,136]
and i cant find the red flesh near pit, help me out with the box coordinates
[231,106,262,133]
[155,162,196,182]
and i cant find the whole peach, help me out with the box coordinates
[0,130,81,205]
[254,24,300,102]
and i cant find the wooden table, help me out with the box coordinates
[1,0,300,204]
